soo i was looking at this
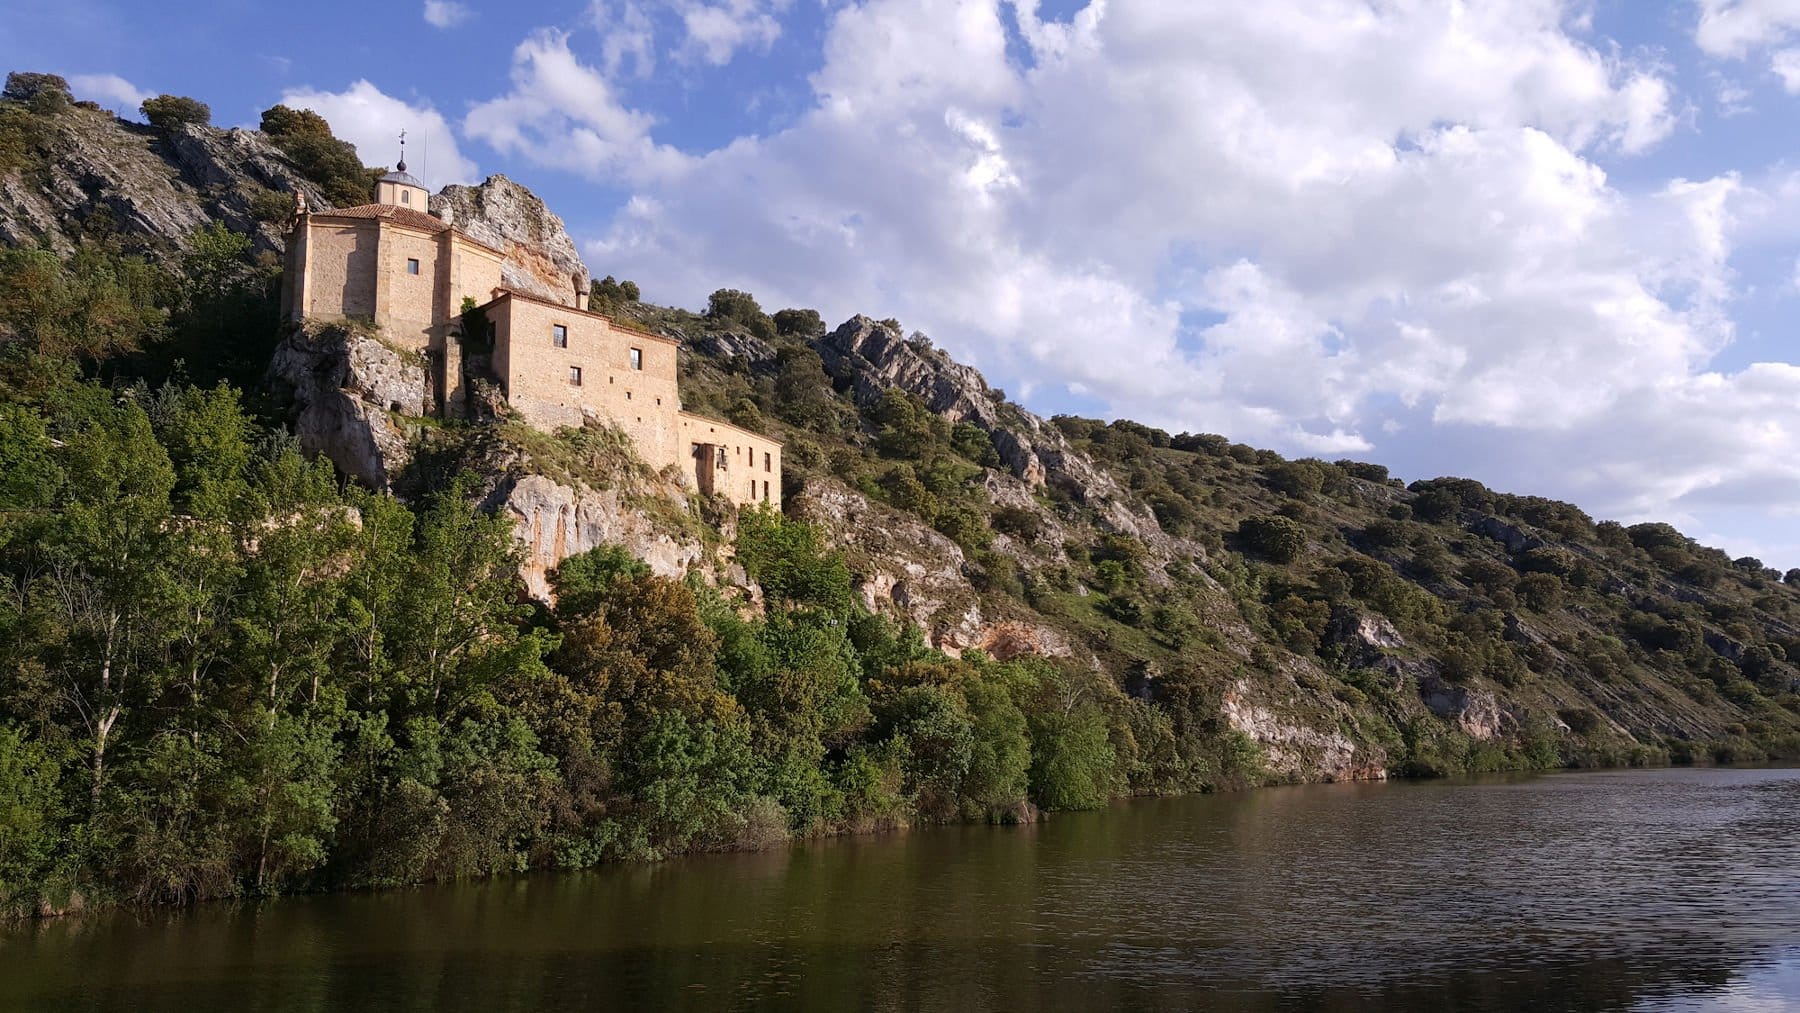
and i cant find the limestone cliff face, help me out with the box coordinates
[489,474,704,602]
[792,478,1073,659]
[431,175,589,307]
[0,94,325,260]
[267,322,423,490]
[1220,681,1386,783]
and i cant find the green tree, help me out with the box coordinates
[259,104,373,207]
[706,289,775,340]
[1237,514,1306,563]
[773,307,825,337]
[0,726,61,912]
[1028,708,1116,810]
[140,94,211,130]
[736,509,853,615]
[873,684,974,822]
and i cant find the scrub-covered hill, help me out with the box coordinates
[2,70,1796,916]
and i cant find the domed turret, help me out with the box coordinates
[374,131,430,208]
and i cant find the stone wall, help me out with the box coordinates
[304,222,377,321]
[491,293,681,454]
[489,292,781,506]
[677,412,781,507]
[374,224,444,350]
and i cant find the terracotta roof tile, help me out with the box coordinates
[312,203,450,234]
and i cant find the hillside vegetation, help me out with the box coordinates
[2,72,1798,916]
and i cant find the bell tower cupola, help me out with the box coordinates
[374,130,430,209]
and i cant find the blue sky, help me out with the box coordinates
[6,0,1800,564]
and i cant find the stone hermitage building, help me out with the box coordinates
[279,155,780,508]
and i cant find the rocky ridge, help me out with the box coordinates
[0,77,326,260]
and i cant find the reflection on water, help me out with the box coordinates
[3,767,1798,1011]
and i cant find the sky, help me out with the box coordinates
[5,0,1800,564]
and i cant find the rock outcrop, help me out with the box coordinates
[792,478,1071,658]
[268,323,423,490]
[490,474,704,601]
[1417,674,1508,740]
[1220,680,1386,782]
[0,81,324,260]
[815,316,1185,555]
[432,175,589,307]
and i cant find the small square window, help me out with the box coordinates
[629,347,643,370]
[569,366,582,386]
[406,258,420,275]
[552,324,568,348]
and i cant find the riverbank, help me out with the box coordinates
[12,746,1798,924]
[7,767,1799,1012]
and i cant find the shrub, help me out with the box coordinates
[246,186,294,222]
[1271,595,1331,653]
[1361,519,1410,548]
[141,94,211,129]
[589,275,640,312]
[1266,459,1325,498]
[1237,514,1306,563]
[707,289,775,341]
[3,72,71,115]
[1410,489,1461,523]
[1516,572,1566,611]
[1171,432,1230,455]
[949,422,1000,467]
[990,505,1043,541]
[772,307,824,337]
[1334,460,1391,483]
[1626,522,1687,552]
[259,105,372,208]
[1460,559,1518,597]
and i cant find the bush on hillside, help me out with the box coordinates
[259,104,374,208]
[141,94,211,130]
[1238,514,1306,563]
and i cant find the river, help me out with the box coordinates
[4,766,1798,1011]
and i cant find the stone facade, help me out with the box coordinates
[281,206,506,353]
[281,176,781,508]
[484,290,780,507]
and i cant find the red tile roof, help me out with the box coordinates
[311,203,451,234]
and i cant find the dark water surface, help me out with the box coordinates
[5,766,1799,1011]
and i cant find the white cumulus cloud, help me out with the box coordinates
[1695,0,1800,57]
[68,73,152,115]
[463,30,690,183]
[279,80,477,189]
[586,0,788,70]
[423,1,473,29]
[1695,1,1800,92]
